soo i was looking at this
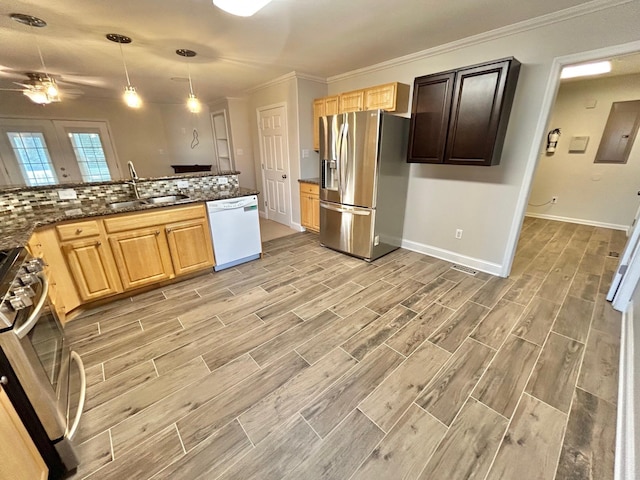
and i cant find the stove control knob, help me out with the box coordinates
[9,293,32,310]
[19,273,38,287]
[25,258,45,273]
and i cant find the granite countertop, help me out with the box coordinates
[0,187,259,250]
[298,178,319,185]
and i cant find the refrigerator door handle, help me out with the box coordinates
[320,202,371,216]
[336,122,345,198]
[339,122,349,200]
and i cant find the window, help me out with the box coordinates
[6,132,58,186]
[68,132,111,182]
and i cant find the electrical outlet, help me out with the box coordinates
[177,180,189,189]
[551,196,558,204]
[57,189,77,200]
[217,177,229,185]
[455,229,463,239]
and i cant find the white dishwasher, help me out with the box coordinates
[206,195,262,271]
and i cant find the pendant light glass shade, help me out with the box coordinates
[187,93,201,113]
[123,85,142,108]
[213,0,272,17]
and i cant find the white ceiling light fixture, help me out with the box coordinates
[213,0,272,17]
[9,13,60,105]
[176,49,201,114]
[561,61,612,79]
[106,33,142,109]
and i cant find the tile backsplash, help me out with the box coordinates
[0,173,239,223]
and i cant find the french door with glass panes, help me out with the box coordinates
[0,119,121,186]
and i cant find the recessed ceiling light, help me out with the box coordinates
[561,61,612,79]
[213,0,272,17]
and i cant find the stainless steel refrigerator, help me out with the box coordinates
[319,109,410,261]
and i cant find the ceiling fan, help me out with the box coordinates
[0,71,84,104]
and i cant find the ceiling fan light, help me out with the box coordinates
[44,80,60,101]
[187,93,202,113]
[213,0,272,17]
[23,88,51,105]
[123,85,142,108]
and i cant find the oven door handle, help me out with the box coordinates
[66,350,86,440]
[14,272,49,339]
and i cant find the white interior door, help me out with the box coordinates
[608,201,640,302]
[258,105,290,226]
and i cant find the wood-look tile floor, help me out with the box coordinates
[65,218,624,480]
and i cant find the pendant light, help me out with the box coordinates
[176,49,201,113]
[9,13,60,105]
[106,33,142,109]
[213,0,272,17]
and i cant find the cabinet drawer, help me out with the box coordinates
[299,183,319,196]
[56,220,101,241]
[104,204,206,233]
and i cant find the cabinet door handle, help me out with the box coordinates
[166,228,172,234]
[95,241,101,247]
[155,230,160,236]
[76,228,83,234]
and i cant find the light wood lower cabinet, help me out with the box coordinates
[109,227,175,290]
[31,203,216,317]
[166,218,215,276]
[62,238,121,302]
[300,182,320,233]
[0,388,48,480]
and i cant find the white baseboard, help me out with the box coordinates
[401,239,503,277]
[616,301,636,480]
[525,212,628,232]
[259,211,267,219]
[291,222,304,232]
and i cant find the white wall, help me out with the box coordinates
[0,92,222,179]
[0,92,173,178]
[528,74,640,230]
[158,103,216,175]
[297,77,327,179]
[327,1,640,275]
[227,97,257,189]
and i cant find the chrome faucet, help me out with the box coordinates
[126,161,140,199]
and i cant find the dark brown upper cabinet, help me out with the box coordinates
[407,57,521,166]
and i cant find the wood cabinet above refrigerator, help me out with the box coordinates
[407,57,520,166]
[312,82,410,150]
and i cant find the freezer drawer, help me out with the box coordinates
[320,201,374,259]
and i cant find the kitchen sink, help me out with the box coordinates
[107,194,190,209]
[107,199,147,209]
[144,194,190,204]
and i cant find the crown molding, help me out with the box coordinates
[328,0,634,83]
[246,71,327,94]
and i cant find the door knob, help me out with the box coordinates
[282,174,287,179]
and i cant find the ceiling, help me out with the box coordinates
[0,0,621,105]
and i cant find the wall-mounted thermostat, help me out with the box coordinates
[569,136,589,153]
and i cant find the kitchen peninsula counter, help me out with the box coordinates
[0,174,258,250]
